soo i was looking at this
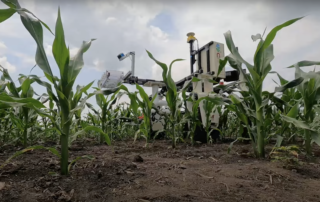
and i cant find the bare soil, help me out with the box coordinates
[0,140,320,202]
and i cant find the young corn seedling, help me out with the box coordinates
[146,51,188,148]
[0,1,118,175]
[202,99,221,143]
[275,61,320,155]
[134,84,157,145]
[224,17,305,158]
[86,86,120,144]
[0,68,47,147]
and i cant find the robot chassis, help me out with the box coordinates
[103,32,246,142]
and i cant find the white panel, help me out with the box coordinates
[195,41,226,79]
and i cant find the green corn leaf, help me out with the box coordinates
[28,74,59,104]
[18,9,55,83]
[21,77,31,98]
[259,17,303,56]
[0,8,16,23]
[286,101,300,118]
[15,8,54,35]
[70,126,111,145]
[0,0,19,9]
[72,81,95,109]
[168,58,182,95]
[68,155,94,172]
[86,102,99,115]
[33,108,63,135]
[311,131,320,146]
[192,77,201,82]
[228,137,251,153]
[146,50,168,83]
[0,68,19,97]
[0,101,26,109]
[136,83,150,106]
[52,7,69,82]
[261,45,274,76]
[224,31,253,69]
[287,60,320,69]
[76,81,94,97]
[275,77,304,92]
[68,39,96,83]
[254,17,302,77]
[0,93,45,108]
[280,114,312,130]
[218,57,228,77]
[275,135,284,147]
[95,93,103,108]
[270,71,289,85]
[91,86,120,97]
[0,145,61,169]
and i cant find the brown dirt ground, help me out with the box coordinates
[0,140,320,202]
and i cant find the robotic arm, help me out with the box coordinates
[117,52,135,78]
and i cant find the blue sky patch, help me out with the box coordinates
[148,11,176,37]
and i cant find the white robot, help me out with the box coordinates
[100,32,246,142]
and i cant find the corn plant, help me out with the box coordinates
[0,68,39,147]
[223,17,305,158]
[269,72,302,144]
[134,84,157,144]
[146,51,183,148]
[311,105,320,135]
[181,82,202,145]
[86,86,120,143]
[276,61,320,155]
[0,1,118,175]
[202,99,220,143]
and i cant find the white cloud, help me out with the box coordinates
[70,47,79,58]
[149,26,169,42]
[45,44,53,57]
[93,58,105,72]
[0,41,7,54]
[0,57,16,73]
[12,52,35,66]
[106,17,117,24]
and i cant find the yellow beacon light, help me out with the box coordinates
[187,32,196,43]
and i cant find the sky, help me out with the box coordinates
[0,0,320,114]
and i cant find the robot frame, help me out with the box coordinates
[101,32,246,143]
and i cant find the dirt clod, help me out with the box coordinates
[0,182,5,190]
[133,155,144,163]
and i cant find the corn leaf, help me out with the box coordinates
[18,9,54,83]
[68,39,96,83]
[15,8,53,35]
[68,155,94,172]
[311,131,320,146]
[0,145,61,169]
[218,57,228,77]
[275,77,304,92]
[70,126,111,145]
[286,101,300,118]
[0,93,45,108]
[0,8,15,23]
[52,7,69,83]
[146,50,168,83]
[280,114,312,130]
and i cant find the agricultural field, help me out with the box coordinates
[0,0,320,202]
[0,140,320,202]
